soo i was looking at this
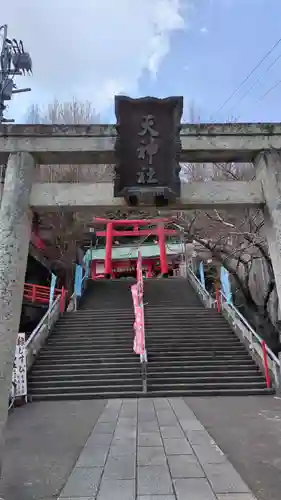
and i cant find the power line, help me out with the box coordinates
[214,35,281,116]
[259,77,281,101]
[228,52,281,113]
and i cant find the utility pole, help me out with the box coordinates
[0,24,32,123]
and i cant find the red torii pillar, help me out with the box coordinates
[158,222,168,276]
[104,222,113,278]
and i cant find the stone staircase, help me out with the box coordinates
[28,277,273,400]
[144,278,272,396]
[28,280,143,400]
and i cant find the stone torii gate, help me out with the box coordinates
[1,122,281,342]
[0,114,281,468]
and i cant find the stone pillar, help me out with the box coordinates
[104,222,113,278]
[0,152,35,471]
[255,151,281,310]
[158,223,168,276]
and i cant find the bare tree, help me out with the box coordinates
[172,158,280,352]
[26,98,114,285]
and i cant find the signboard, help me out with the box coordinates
[114,95,183,202]
[12,333,27,398]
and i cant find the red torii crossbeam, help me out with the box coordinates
[91,218,174,277]
[95,229,178,237]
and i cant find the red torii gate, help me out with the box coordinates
[92,217,178,277]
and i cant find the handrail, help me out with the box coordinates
[25,293,62,372]
[25,294,61,349]
[186,265,215,308]
[67,275,87,312]
[220,290,280,367]
[186,264,281,391]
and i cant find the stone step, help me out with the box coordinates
[29,377,142,387]
[29,387,274,402]
[45,337,239,346]
[30,365,258,377]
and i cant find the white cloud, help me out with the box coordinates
[200,26,208,34]
[1,0,186,120]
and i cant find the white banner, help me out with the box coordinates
[12,333,27,398]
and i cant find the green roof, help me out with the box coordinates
[85,243,184,261]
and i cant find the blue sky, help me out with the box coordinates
[3,0,281,124]
[138,0,281,123]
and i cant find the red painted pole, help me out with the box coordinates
[158,223,168,275]
[262,340,271,388]
[60,286,66,313]
[215,283,221,313]
[91,260,97,280]
[104,222,113,277]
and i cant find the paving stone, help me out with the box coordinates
[75,447,108,467]
[185,429,214,446]
[156,410,178,425]
[97,478,135,500]
[119,408,137,418]
[98,412,119,423]
[154,398,171,410]
[117,417,137,426]
[138,412,158,423]
[160,425,184,438]
[179,419,204,431]
[93,422,116,434]
[138,432,163,447]
[138,421,159,433]
[137,465,174,496]
[106,399,122,409]
[109,440,136,457]
[203,462,251,494]
[137,496,175,500]
[59,498,94,500]
[168,399,196,419]
[167,454,205,478]
[216,495,257,500]
[163,438,193,455]
[103,455,136,479]
[138,399,154,410]
[59,467,103,498]
[173,477,217,499]
[114,428,137,439]
[85,432,112,447]
[193,443,227,464]
[138,446,166,466]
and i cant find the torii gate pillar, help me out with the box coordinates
[104,222,113,278]
[0,152,34,453]
[158,222,168,276]
[256,151,281,314]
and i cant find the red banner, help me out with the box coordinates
[131,283,145,355]
[131,251,145,356]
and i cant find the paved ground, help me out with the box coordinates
[186,395,281,500]
[0,400,106,500]
[58,397,257,500]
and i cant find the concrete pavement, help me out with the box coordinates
[58,397,257,500]
[186,396,281,500]
[0,400,106,500]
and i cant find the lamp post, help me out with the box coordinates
[0,24,32,123]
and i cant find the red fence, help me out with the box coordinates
[23,283,61,305]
